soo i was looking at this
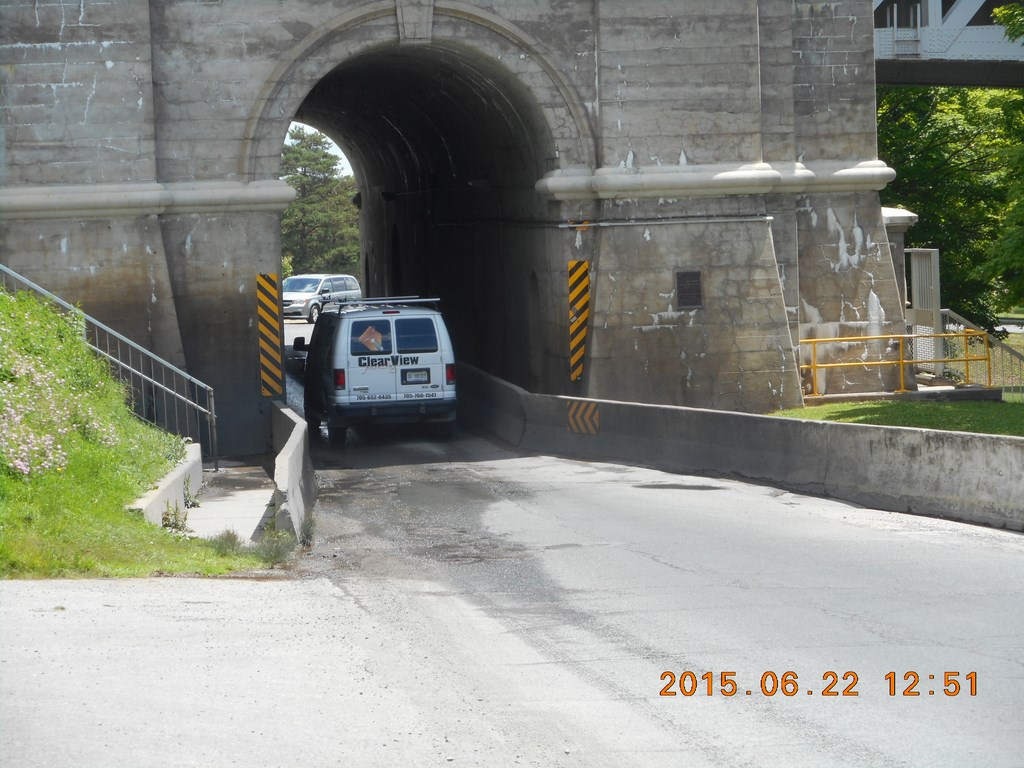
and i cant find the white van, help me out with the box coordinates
[295,299,456,445]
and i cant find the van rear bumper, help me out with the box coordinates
[330,399,456,426]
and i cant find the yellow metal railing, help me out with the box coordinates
[799,330,992,396]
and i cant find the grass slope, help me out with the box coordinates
[0,290,266,578]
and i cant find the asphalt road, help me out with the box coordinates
[304,429,1024,767]
[3,425,1022,767]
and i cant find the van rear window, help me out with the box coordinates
[350,320,392,355]
[395,318,439,353]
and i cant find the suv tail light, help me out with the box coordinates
[445,364,456,385]
[333,369,346,390]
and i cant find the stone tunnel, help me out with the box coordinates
[0,1,905,455]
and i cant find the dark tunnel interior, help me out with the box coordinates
[292,42,563,389]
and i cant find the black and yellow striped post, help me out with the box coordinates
[568,259,591,382]
[256,273,285,398]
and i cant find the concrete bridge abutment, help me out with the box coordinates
[2,0,904,453]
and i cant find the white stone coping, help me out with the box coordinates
[0,159,896,220]
[1,159,893,219]
[0,180,296,220]
[881,206,920,228]
[535,160,896,200]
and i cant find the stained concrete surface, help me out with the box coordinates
[186,458,276,541]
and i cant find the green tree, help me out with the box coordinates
[877,86,1024,329]
[994,3,1024,42]
[988,3,1024,310]
[280,126,360,276]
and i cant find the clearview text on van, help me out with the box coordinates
[294,299,456,445]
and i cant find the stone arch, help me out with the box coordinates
[237,2,597,390]
[240,1,596,183]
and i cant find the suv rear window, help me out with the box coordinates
[350,320,392,355]
[395,318,439,353]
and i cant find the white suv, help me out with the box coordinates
[282,274,361,323]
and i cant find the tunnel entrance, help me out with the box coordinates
[291,43,560,388]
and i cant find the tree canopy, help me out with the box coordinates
[280,126,360,277]
[994,2,1024,42]
[987,3,1024,309]
[876,86,1024,328]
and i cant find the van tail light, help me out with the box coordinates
[445,364,456,385]
[333,369,346,390]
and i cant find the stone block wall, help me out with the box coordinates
[0,1,186,366]
[0,1,159,186]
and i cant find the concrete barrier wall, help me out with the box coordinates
[821,425,1024,530]
[459,365,1024,531]
[130,443,203,526]
[271,403,317,539]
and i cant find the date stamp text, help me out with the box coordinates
[659,671,977,698]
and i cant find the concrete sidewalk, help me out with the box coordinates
[186,457,276,541]
[131,404,316,542]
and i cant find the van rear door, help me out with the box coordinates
[346,318,399,405]
[394,316,449,404]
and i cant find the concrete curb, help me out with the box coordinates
[271,402,318,539]
[129,443,203,526]
[459,364,1024,532]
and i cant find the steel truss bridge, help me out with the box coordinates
[874,0,1024,86]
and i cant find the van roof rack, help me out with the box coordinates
[347,296,441,306]
[331,296,442,313]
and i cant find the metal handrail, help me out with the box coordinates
[0,262,218,467]
[800,329,992,396]
[90,345,214,416]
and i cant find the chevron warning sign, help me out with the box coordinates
[567,400,600,436]
[256,273,285,397]
[568,259,590,382]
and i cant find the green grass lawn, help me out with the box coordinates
[774,399,1024,437]
[0,443,268,577]
[775,326,1024,435]
[1004,333,1024,354]
[0,291,271,578]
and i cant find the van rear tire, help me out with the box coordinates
[328,424,347,446]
